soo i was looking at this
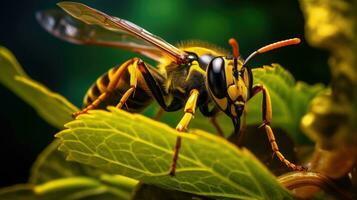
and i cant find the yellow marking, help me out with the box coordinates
[96,77,107,93]
[225,64,234,86]
[86,87,97,103]
[230,105,237,117]
[179,45,227,57]
[254,84,272,123]
[128,63,138,87]
[176,89,199,131]
[176,112,193,132]
[236,78,248,102]
[234,101,244,106]
[116,60,140,108]
[227,85,239,101]
[212,95,228,111]
[184,90,199,114]
[224,57,244,70]
[186,61,206,81]
[108,59,136,90]
[160,44,227,73]
[237,60,244,70]
[164,75,172,94]
[264,86,273,123]
[108,67,116,79]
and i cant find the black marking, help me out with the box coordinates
[247,67,253,99]
[232,117,241,136]
[199,103,219,117]
[90,84,100,100]
[100,73,110,86]
[139,62,183,111]
[232,58,238,78]
[207,57,227,99]
[262,89,267,122]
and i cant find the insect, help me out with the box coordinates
[37,1,305,176]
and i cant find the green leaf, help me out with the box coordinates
[0,184,35,200]
[246,64,324,144]
[0,46,79,129]
[56,107,295,200]
[29,140,138,199]
[0,177,132,200]
[0,46,139,199]
[132,184,213,200]
[30,140,97,184]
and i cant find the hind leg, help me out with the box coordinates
[72,58,140,117]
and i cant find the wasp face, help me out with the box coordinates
[206,57,252,119]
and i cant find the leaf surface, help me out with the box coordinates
[132,184,213,200]
[56,107,295,200]
[247,64,324,144]
[29,139,138,199]
[0,177,131,200]
[0,46,78,129]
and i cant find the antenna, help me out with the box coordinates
[243,38,301,66]
[229,38,240,59]
[228,38,240,76]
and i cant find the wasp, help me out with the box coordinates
[37,2,305,176]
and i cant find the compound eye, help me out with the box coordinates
[207,57,227,98]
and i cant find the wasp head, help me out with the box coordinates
[205,38,253,134]
[206,40,253,125]
[206,37,301,133]
[206,56,252,119]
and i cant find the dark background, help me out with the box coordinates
[0,0,328,187]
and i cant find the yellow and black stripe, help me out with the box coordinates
[83,65,164,113]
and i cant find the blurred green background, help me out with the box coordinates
[0,0,329,187]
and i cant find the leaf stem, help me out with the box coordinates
[34,177,100,194]
[100,174,139,191]
[278,172,353,200]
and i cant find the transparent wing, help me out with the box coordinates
[37,2,188,64]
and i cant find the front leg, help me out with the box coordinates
[199,104,224,136]
[251,84,305,171]
[169,89,199,176]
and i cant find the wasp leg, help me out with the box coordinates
[169,89,200,176]
[154,108,165,120]
[138,63,184,112]
[210,115,224,137]
[72,58,139,117]
[251,84,305,171]
[115,59,141,109]
[199,104,223,136]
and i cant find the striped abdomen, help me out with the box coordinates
[83,65,161,113]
